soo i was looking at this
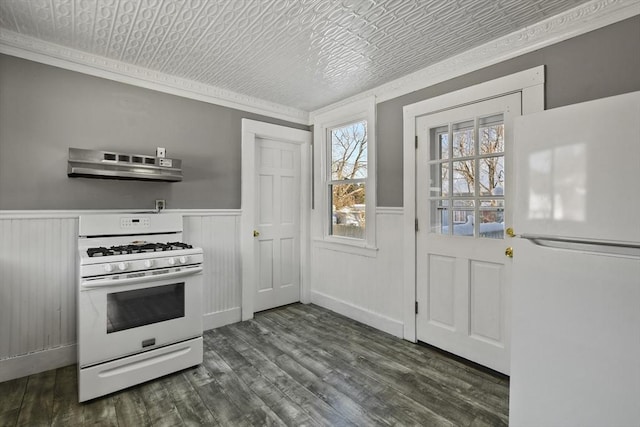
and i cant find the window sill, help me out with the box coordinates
[313,238,378,258]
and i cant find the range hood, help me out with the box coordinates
[68,148,182,182]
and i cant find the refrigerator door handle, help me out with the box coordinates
[520,234,640,258]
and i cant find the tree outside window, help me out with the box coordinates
[329,120,367,239]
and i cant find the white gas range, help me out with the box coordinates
[77,213,203,402]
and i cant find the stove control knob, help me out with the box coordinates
[144,260,154,268]
[179,256,188,264]
[104,264,114,273]
[168,258,176,266]
[118,262,128,271]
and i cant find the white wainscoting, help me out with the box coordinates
[0,210,241,383]
[182,213,242,330]
[0,217,78,366]
[310,208,405,337]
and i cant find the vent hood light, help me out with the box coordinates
[67,148,183,182]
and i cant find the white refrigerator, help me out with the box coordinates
[509,91,640,426]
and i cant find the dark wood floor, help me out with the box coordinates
[0,303,509,426]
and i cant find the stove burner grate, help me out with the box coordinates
[87,247,112,257]
[87,242,194,257]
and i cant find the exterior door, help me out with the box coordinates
[415,93,520,374]
[254,138,301,312]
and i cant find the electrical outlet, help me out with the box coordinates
[155,199,166,211]
[156,147,166,158]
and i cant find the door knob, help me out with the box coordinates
[505,247,513,258]
[253,230,260,237]
[506,227,515,237]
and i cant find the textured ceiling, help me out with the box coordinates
[0,0,592,112]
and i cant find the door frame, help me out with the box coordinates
[241,119,312,321]
[401,66,545,342]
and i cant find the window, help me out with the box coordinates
[313,97,376,250]
[429,114,506,239]
[329,120,368,239]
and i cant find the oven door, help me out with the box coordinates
[78,267,203,367]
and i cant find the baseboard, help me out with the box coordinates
[203,307,242,331]
[310,291,404,338]
[0,344,76,383]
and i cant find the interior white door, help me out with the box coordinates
[415,93,521,374]
[254,137,301,312]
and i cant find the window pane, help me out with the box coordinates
[480,199,505,239]
[453,120,474,158]
[430,126,449,160]
[451,209,475,237]
[451,200,475,237]
[430,200,448,235]
[331,183,365,239]
[479,115,504,154]
[452,160,474,196]
[479,155,504,196]
[430,162,449,197]
[331,120,367,180]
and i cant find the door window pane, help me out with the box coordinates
[430,162,449,197]
[479,115,504,154]
[451,210,475,237]
[453,161,475,196]
[480,199,505,239]
[479,155,505,196]
[453,120,474,157]
[430,200,448,234]
[430,126,449,160]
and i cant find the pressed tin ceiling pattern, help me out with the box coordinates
[0,0,594,111]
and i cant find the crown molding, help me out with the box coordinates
[310,0,640,120]
[0,30,309,125]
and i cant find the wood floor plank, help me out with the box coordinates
[184,359,247,426]
[207,329,322,427]
[4,303,510,427]
[0,376,27,415]
[16,370,56,426]
[0,408,19,427]
[137,376,185,427]
[220,325,357,427]
[198,342,286,427]
[159,371,219,427]
[81,395,117,427]
[113,388,152,427]
[50,365,83,427]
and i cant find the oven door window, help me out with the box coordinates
[107,283,185,333]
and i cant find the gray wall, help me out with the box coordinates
[0,54,308,210]
[377,16,640,206]
[1,17,638,210]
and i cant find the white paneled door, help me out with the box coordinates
[254,138,301,312]
[415,93,521,374]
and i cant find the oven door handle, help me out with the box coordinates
[81,266,203,288]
